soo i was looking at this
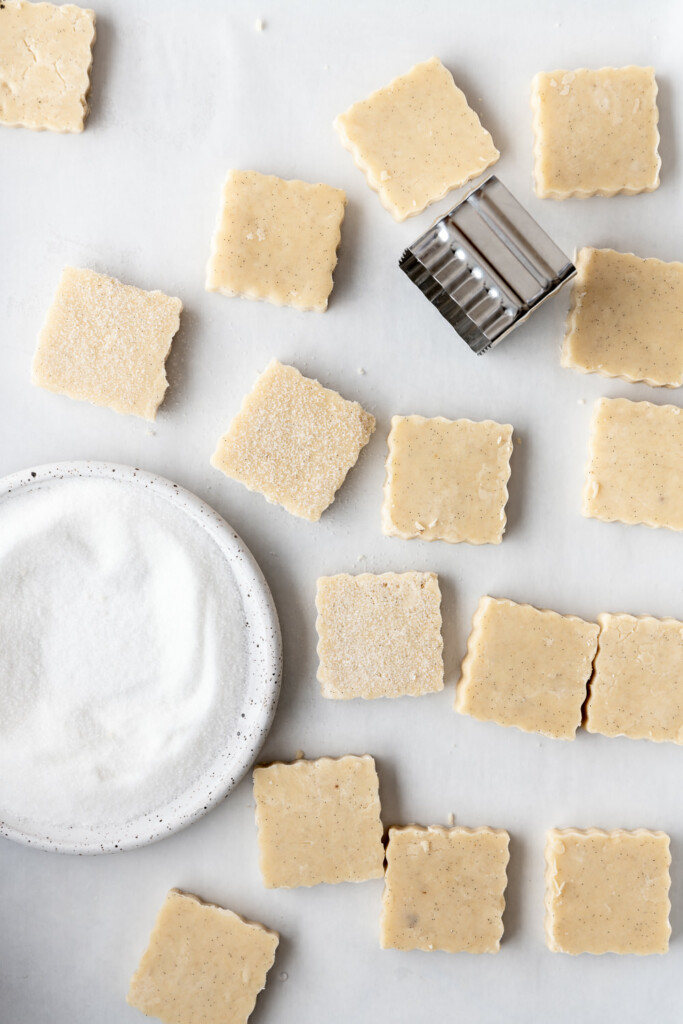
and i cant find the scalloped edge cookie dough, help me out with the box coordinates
[334,56,499,221]
[545,829,671,955]
[531,67,660,199]
[31,266,183,421]
[206,170,346,311]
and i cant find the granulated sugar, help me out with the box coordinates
[0,477,247,830]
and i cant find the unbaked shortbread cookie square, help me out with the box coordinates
[334,57,499,221]
[382,414,513,545]
[0,1,96,132]
[456,596,599,740]
[315,571,444,700]
[206,170,346,311]
[32,267,183,420]
[583,397,683,531]
[586,613,683,744]
[531,67,660,199]
[253,755,384,888]
[380,825,509,953]
[563,248,683,388]
[211,360,375,521]
[127,889,279,1024]
[545,829,671,955]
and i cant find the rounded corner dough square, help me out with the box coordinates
[545,829,671,955]
[206,169,347,311]
[31,266,183,421]
[334,56,499,221]
[253,754,385,888]
[211,360,375,522]
[456,596,599,740]
[382,414,513,545]
[531,67,660,199]
[315,571,444,700]
[380,825,509,954]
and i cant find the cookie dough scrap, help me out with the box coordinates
[583,397,683,531]
[334,56,499,221]
[563,248,683,388]
[315,571,444,700]
[0,1,96,132]
[456,597,599,740]
[211,360,375,521]
[531,67,660,199]
[586,613,683,744]
[380,825,509,953]
[253,754,384,888]
[127,889,279,1024]
[32,267,183,421]
[545,829,671,955]
[382,414,513,545]
[206,170,346,311]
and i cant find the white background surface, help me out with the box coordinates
[2,1,683,1020]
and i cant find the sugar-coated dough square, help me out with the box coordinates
[382,415,513,545]
[211,360,375,521]
[531,67,660,198]
[206,170,346,311]
[586,613,683,743]
[315,572,444,700]
[0,1,95,132]
[127,889,279,1024]
[456,596,599,740]
[253,755,384,888]
[583,397,683,531]
[380,825,509,953]
[32,267,183,421]
[334,57,499,221]
[545,829,671,955]
[563,248,683,387]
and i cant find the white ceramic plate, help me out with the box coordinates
[0,461,282,855]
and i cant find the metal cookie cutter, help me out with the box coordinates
[399,175,575,354]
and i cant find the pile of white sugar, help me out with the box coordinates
[0,477,247,830]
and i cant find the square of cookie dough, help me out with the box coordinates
[583,397,683,531]
[31,267,183,420]
[531,67,660,198]
[456,597,599,740]
[382,415,513,545]
[0,1,96,132]
[586,613,683,743]
[211,360,375,521]
[545,829,671,955]
[127,889,279,1024]
[253,754,384,888]
[380,825,509,953]
[563,248,683,388]
[334,56,499,221]
[315,571,444,700]
[206,170,346,311]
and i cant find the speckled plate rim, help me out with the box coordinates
[0,461,282,855]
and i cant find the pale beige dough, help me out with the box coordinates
[0,1,95,132]
[32,266,183,420]
[563,248,683,387]
[253,755,384,888]
[206,170,346,311]
[545,829,671,955]
[127,889,279,1024]
[456,596,599,740]
[334,56,499,221]
[211,360,374,521]
[315,572,444,700]
[583,397,683,531]
[380,825,509,953]
[531,67,660,199]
